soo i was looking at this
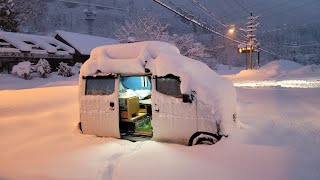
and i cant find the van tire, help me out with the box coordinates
[188,132,221,146]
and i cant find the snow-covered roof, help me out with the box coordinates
[80,41,237,135]
[54,30,119,55]
[0,31,75,55]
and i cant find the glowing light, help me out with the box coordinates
[228,24,236,35]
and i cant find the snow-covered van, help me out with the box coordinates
[79,41,237,145]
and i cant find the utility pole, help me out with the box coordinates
[246,12,260,69]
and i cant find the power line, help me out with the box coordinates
[259,0,320,18]
[192,0,228,28]
[191,0,248,41]
[231,0,250,14]
[153,0,279,57]
[153,0,245,44]
[255,0,291,14]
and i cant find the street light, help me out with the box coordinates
[228,25,235,35]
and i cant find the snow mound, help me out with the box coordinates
[259,60,303,71]
[227,60,320,81]
[80,41,237,135]
[215,64,245,75]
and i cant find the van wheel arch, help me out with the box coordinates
[188,132,222,146]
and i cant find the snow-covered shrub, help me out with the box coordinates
[72,62,82,74]
[12,61,32,80]
[57,62,74,77]
[34,58,51,78]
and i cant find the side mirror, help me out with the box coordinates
[182,94,192,103]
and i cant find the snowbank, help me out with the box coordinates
[80,41,237,135]
[0,72,78,90]
[214,64,245,75]
[226,60,320,81]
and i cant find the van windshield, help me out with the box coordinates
[85,78,115,95]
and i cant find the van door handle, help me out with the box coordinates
[154,103,159,112]
[110,102,115,110]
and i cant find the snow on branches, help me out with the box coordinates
[114,16,209,59]
[12,61,32,80]
[34,59,51,78]
[57,62,74,77]
[0,0,46,32]
[169,34,210,59]
[114,16,169,43]
[0,0,17,32]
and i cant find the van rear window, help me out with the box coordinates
[156,75,182,98]
[85,78,115,95]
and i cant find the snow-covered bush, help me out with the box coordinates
[12,61,32,80]
[71,62,82,74]
[57,62,74,77]
[34,58,51,78]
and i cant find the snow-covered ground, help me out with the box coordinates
[222,60,320,88]
[0,60,320,180]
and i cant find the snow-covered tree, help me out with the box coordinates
[13,0,47,32]
[0,0,46,32]
[0,0,18,32]
[57,62,74,77]
[34,59,51,78]
[169,33,210,59]
[114,16,209,59]
[12,61,32,80]
[114,16,169,43]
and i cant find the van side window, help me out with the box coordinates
[156,74,182,98]
[85,78,115,95]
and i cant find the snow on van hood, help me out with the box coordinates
[80,41,237,134]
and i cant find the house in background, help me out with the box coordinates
[53,30,119,63]
[0,31,75,72]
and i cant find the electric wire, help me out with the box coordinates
[191,0,248,41]
[231,0,250,14]
[153,0,246,44]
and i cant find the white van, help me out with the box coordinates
[79,41,237,146]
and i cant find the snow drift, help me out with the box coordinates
[227,60,320,81]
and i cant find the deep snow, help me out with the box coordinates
[0,60,320,180]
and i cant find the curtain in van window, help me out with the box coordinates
[156,77,182,98]
[85,78,115,95]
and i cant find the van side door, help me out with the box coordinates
[80,75,120,138]
[151,75,197,144]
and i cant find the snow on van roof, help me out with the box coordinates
[54,30,119,55]
[80,41,237,135]
[0,31,75,54]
